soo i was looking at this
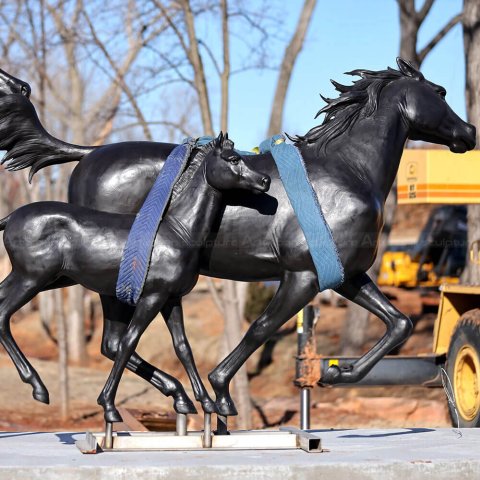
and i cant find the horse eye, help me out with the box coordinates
[229,156,240,165]
[438,89,446,99]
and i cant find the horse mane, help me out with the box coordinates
[170,135,234,201]
[290,65,409,153]
[0,94,94,181]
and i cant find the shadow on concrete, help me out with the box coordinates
[55,432,83,445]
[0,432,47,439]
[338,428,435,438]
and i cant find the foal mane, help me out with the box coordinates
[170,135,234,201]
[291,64,412,153]
[0,94,94,181]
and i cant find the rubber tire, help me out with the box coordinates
[446,309,480,428]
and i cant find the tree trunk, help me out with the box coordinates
[398,0,420,66]
[222,280,252,429]
[67,285,88,366]
[54,288,69,421]
[267,0,317,136]
[462,0,480,285]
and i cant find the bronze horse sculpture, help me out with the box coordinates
[0,58,476,421]
[0,133,270,422]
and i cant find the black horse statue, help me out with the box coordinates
[0,58,476,419]
[0,133,270,421]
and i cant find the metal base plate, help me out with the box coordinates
[76,427,322,454]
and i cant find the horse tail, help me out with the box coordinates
[0,213,11,231]
[0,94,97,182]
[2,140,95,183]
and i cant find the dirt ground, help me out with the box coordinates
[0,281,451,433]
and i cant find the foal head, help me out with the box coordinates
[205,132,271,194]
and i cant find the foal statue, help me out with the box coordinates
[0,133,270,421]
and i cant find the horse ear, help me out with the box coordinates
[224,132,235,150]
[215,131,224,152]
[396,57,424,80]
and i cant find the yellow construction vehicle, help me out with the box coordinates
[378,204,466,289]
[319,149,480,427]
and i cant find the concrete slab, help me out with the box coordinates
[0,428,479,479]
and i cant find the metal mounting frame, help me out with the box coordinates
[75,425,322,454]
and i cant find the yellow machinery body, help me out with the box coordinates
[378,250,459,288]
[433,284,480,354]
[397,149,480,204]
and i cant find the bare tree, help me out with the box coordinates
[341,0,462,355]
[462,0,480,284]
[267,0,317,136]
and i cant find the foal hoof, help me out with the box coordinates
[215,396,238,416]
[173,397,198,415]
[201,397,216,414]
[103,408,123,424]
[33,388,50,405]
[97,395,123,423]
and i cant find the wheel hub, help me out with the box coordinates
[454,344,480,421]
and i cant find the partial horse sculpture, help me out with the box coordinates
[0,133,270,421]
[0,59,476,419]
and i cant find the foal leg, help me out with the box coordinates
[321,272,413,385]
[97,294,167,423]
[161,298,215,413]
[208,271,318,416]
[0,272,49,403]
[100,296,196,414]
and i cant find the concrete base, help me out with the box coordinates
[1,428,479,479]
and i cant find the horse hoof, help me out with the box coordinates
[174,398,197,415]
[201,397,216,414]
[318,365,342,386]
[215,397,238,416]
[33,389,50,405]
[104,408,123,424]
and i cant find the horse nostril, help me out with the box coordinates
[468,123,477,140]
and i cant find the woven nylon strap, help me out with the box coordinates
[116,138,195,305]
[258,134,344,291]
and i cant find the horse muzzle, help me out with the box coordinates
[252,174,271,193]
[450,123,476,153]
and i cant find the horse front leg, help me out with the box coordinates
[321,272,413,384]
[161,298,216,413]
[208,271,318,416]
[100,296,197,414]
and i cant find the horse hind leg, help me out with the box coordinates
[0,271,50,404]
[100,295,196,414]
[322,272,413,385]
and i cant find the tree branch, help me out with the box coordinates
[418,12,462,64]
[416,0,435,24]
[82,8,153,140]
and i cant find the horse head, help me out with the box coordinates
[0,68,31,98]
[205,132,271,193]
[394,58,476,153]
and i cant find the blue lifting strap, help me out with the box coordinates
[258,134,344,291]
[116,138,196,305]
